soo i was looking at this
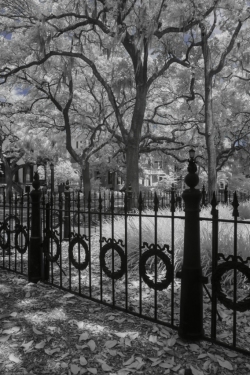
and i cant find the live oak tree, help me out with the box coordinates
[0,0,223,194]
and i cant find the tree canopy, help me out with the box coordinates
[0,0,250,193]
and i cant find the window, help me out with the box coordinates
[25,165,33,182]
[108,171,113,184]
[154,161,163,169]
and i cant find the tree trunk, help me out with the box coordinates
[202,26,217,197]
[126,140,140,195]
[82,160,90,201]
[205,83,217,198]
[126,86,147,195]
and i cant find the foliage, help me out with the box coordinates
[93,203,250,287]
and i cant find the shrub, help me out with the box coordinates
[92,203,250,287]
[238,200,250,219]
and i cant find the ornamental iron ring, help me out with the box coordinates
[212,261,250,312]
[43,230,61,263]
[68,236,89,271]
[100,242,126,280]
[15,225,28,254]
[4,214,20,233]
[0,224,10,250]
[139,248,173,291]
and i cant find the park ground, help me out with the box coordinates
[0,269,249,375]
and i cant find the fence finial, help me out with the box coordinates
[32,171,40,191]
[232,191,239,217]
[211,192,218,215]
[65,180,70,190]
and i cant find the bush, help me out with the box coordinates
[92,203,250,287]
[238,200,250,219]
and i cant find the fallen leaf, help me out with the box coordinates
[87,368,97,374]
[167,337,176,347]
[102,363,113,371]
[152,326,159,332]
[35,340,46,349]
[108,316,115,320]
[207,352,217,362]
[9,354,21,363]
[76,344,88,350]
[22,340,33,351]
[224,350,238,358]
[189,343,200,352]
[3,326,20,334]
[159,362,174,369]
[107,349,117,356]
[71,364,80,374]
[32,327,43,335]
[115,332,127,338]
[125,338,131,346]
[79,332,89,341]
[88,340,96,351]
[0,335,10,342]
[128,332,139,340]
[172,364,181,372]
[149,335,157,343]
[115,318,126,323]
[118,369,131,375]
[198,354,207,359]
[63,293,75,299]
[76,321,84,329]
[0,313,10,320]
[61,362,68,369]
[105,340,118,349]
[80,356,87,366]
[203,360,211,371]
[10,312,17,317]
[123,355,134,366]
[217,358,233,370]
[44,348,60,355]
[190,365,204,375]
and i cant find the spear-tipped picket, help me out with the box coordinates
[110,191,114,212]
[170,185,175,213]
[232,191,239,218]
[202,185,206,206]
[87,191,91,210]
[124,191,127,213]
[211,192,218,216]
[154,191,159,212]
[98,192,103,211]
[138,191,143,212]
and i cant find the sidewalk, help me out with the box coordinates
[0,269,249,375]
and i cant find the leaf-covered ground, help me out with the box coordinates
[0,269,249,375]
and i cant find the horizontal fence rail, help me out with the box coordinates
[1,185,250,356]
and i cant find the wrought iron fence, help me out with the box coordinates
[1,181,250,356]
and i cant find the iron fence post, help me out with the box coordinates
[28,172,42,283]
[64,180,71,240]
[176,151,208,340]
[224,185,228,205]
[42,202,50,281]
[127,184,132,212]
